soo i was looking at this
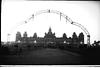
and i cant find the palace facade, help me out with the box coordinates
[16,27,84,45]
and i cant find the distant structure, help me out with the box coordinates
[16,27,84,45]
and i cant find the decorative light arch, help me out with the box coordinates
[8,9,90,45]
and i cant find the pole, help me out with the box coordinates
[7,33,10,43]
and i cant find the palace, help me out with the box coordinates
[16,27,84,45]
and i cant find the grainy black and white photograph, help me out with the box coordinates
[1,0,100,66]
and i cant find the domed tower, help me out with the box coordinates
[16,32,22,42]
[78,32,84,44]
[44,27,56,44]
[44,27,56,38]
[72,32,78,44]
[33,33,37,38]
[72,32,78,39]
[22,32,28,43]
[63,33,67,39]
[48,27,52,35]
[23,32,27,38]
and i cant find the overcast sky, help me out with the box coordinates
[1,1,100,44]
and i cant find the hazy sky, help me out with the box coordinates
[1,1,100,44]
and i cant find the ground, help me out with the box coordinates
[0,48,87,65]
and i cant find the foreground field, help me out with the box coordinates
[0,48,86,65]
[0,43,100,65]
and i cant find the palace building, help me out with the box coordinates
[16,27,84,45]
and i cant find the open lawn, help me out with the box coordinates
[0,44,100,65]
[0,48,86,65]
